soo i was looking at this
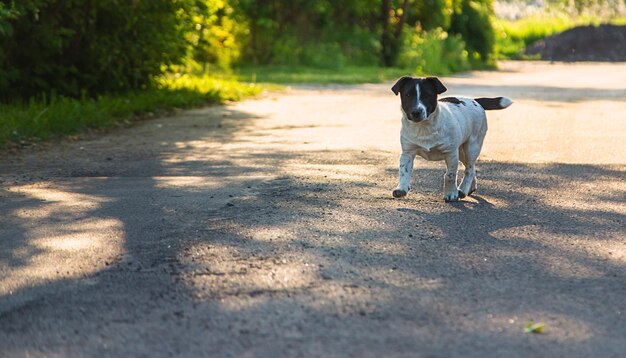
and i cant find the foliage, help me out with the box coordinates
[0,0,499,102]
[380,0,459,66]
[380,0,412,67]
[231,0,383,66]
[234,65,410,84]
[182,0,243,71]
[0,0,197,100]
[231,0,494,69]
[449,0,496,66]
[398,27,471,75]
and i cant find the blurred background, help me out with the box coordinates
[1,0,624,146]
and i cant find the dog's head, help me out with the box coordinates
[391,76,447,122]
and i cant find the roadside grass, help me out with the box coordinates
[0,76,262,147]
[495,15,626,59]
[0,66,416,149]
[234,65,412,85]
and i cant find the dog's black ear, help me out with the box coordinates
[391,76,413,96]
[425,77,447,95]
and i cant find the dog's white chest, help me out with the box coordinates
[401,120,447,161]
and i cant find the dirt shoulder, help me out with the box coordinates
[1,62,625,357]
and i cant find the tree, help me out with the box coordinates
[380,0,410,66]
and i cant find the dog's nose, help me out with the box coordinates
[410,110,422,120]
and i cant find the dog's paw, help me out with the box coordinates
[458,188,476,198]
[457,187,477,199]
[392,189,407,198]
[444,192,459,202]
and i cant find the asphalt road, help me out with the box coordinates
[1,62,625,357]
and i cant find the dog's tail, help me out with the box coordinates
[474,97,513,110]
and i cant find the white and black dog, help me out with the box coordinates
[391,76,512,202]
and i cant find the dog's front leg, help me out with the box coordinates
[443,152,460,202]
[393,151,416,198]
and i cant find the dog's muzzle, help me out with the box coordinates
[409,109,426,122]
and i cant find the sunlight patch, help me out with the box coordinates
[1,185,125,295]
[13,185,113,219]
[1,218,124,295]
[35,218,122,252]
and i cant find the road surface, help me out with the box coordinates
[1,62,625,357]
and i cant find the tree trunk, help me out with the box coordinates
[380,0,409,67]
[380,0,393,66]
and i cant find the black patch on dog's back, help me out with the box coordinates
[440,97,465,105]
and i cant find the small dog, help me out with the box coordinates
[391,76,512,202]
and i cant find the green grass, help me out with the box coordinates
[494,15,626,59]
[0,65,417,148]
[234,65,412,85]
[0,76,262,147]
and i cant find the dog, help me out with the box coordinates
[391,76,512,202]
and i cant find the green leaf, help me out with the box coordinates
[524,322,545,334]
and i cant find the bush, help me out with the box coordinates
[449,0,496,66]
[183,0,244,71]
[398,28,471,75]
[233,0,382,67]
[269,26,380,69]
[0,1,192,100]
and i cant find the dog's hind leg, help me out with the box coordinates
[458,140,481,197]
